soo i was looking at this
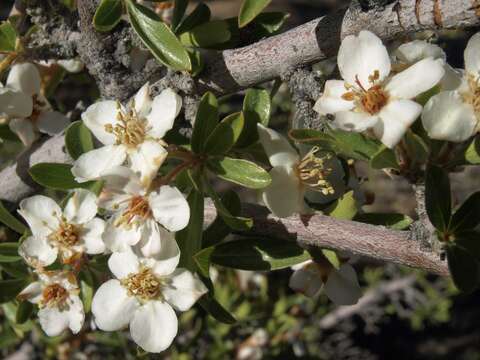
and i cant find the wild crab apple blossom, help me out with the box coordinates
[422,33,480,142]
[18,189,106,267]
[72,83,182,185]
[0,62,70,147]
[17,270,84,337]
[92,250,207,353]
[314,30,445,148]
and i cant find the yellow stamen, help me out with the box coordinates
[40,283,69,309]
[341,71,389,115]
[121,267,161,301]
[114,196,151,229]
[296,146,335,195]
[105,101,147,148]
[462,74,480,118]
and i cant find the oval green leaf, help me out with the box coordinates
[29,163,98,191]
[0,201,27,234]
[238,0,271,28]
[204,112,244,155]
[93,0,123,32]
[191,92,219,153]
[207,156,271,189]
[65,121,94,160]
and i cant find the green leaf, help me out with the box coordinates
[0,243,21,263]
[321,249,340,270]
[191,92,219,153]
[238,0,272,28]
[370,146,400,170]
[198,294,236,324]
[354,213,413,230]
[207,156,271,189]
[80,270,94,313]
[446,244,480,293]
[179,20,231,48]
[204,112,244,155]
[0,124,20,142]
[450,192,480,232]
[172,0,189,31]
[404,130,428,165]
[15,301,33,324]
[29,163,100,192]
[251,12,289,36]
[93,0,123,32]
[175,3,210,34]
[64,121,94,160]
[0,278,29,303]
[0,201,27,234]
[209,237,311,271]
[187,48,204,77]
[126,0,191,71]
[237,89,271,147]
[425,165,452,232]
[193,247,214,279]
[324,191,357,220]
[455,231,480,260]
[465,136,480,165]
[0,21,17,52]
[176,190,204,271]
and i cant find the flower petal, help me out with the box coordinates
[18,281,43,303]
[128,140,167,185]
[80,218,106,255]
[130,301,178,353]
[465,32,480,77]
[134,83,152,118]
[375,99,422,148]
[108,250,140,279]
[333,111,378,132]
[71,145,127,183]
[18,195,61,237]
[81,100,120,145]
[338,30,391,87]
[146,88,182,139]
[92,279,139,331]
[98,166,143,202]
[64,189,98,225]
[38,306,70,337]
[103,219,142,252]
[36,111,70,135]
[421,91,476,142]
[18,235,58,267]
[0,88,33,117]
[441,65,463,91]
[394,40,446,64]
[148,186,190,232]
[257,124,300,168]
[385,58,445,99]
[9,118,37,147]
[313,80,354,115]
[324,264,362,306]
[288,262,324,297]
[162,268,208,311]
[6,63,41,96]
[67,295,85,334]
[261,166,303,218]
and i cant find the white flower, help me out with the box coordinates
[422,33,480,142]
[257,124,345,218]
[72,84,182,184]
[18,271,84,336]
[91,250,207,353]
[0,63,70,147]
[314,31,445,148]
[18,189,106,267]
[289,260,361,305]
[98,166,188,260]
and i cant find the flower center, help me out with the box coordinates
[105,102,146,148]
[114,196,152,229]
[49,221,79,248]
[295,146,335,195]
[28,95,47,123]
[462,74,480,117]
[41,283,69,309]
[121,267,161,301]
[342,71,389,115]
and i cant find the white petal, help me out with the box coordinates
[257,124,299,167]
[162,269,207,311]
[148,186,190,232]
[421,91,477,142]
[66,295,85,334]
[130,301,178,353]
[386,58,445,99]
[313,80,354,115]
[261,166,303,218]
[465,32,480,77]
[128,140,167,185]
[103,219,142,252]
[288,262,324,297]
[9,118,37,147]
[38,306,70,337]
[18,281,43,303]
[92,279,139,331]
[338,30,391,87]
[18,195,61,237]
[57,59,84,73]
[98,166,143,199]
[324,264,362,306]
[375,100,422,148]
[441,65,463,91]
[36,111,70,135]
[71,145,127,183]
[394,40,446,63]
[134,83,152,118]
[146,88,182,139]
[64,189,98,224]
[7,63,41,96]
[108,251,140,279]
[0,88,33,117]
[18,235,58,267]
[80,218,106,254]
[81,101,120,145]
[333,111,378,132]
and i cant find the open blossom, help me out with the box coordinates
[18,271,84,336]
[314,30,445,148]
[72,83,182,185]
[18,189,105,267]
[257,124,345,218]
[0,63,70,147]
[92,250,207,353]
[422,33,480,142]
[289,260,361,305]
[98,166,188,259]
